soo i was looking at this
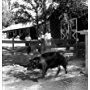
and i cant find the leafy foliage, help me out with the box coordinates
[2,0,14,28]
[11,0,45,24]
[49,0,88,39]
[52,0,88,18]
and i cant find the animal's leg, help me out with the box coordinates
[63,65,67,74]
[42,66,48,78]
[55,66,61,77]
[40,58,47,78]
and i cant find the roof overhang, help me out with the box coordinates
[2,22,34,33]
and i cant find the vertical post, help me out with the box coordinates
[68,20,69,40]
[76,18,78,44]
[12,31,14,55]
[12,36,14,50]
[85,32,88,74]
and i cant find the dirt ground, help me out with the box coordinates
[2,48,87,90]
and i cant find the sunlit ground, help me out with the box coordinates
[2,38,87,90]
[2,63,87,90]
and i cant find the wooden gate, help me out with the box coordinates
[60,18,78,45]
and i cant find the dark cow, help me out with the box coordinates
[27,51,68,78]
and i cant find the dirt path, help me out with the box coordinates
[2,63,87,90]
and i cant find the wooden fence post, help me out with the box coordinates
[85,32,88,74]
[12,31,15,55]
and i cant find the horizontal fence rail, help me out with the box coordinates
[2,40,41,44]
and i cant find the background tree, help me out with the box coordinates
[49,0,88,39]
[52,0,88,18]
[11,0,49,35]
[2,0,14,28]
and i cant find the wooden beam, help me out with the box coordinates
[77,30,88,35]
[2,40,41,45]
[12,31,15,53]
[85,32,88,74]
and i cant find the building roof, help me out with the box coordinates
[2,22,34,33]
[2,21,43,33]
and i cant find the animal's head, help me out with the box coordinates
[27,56,40,70]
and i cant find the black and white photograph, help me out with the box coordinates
[2,0,88,90]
